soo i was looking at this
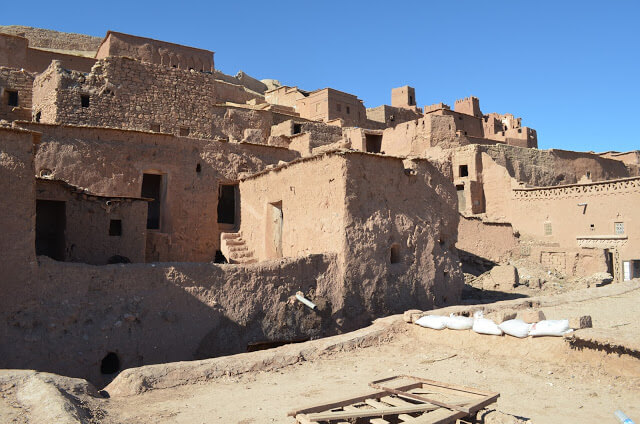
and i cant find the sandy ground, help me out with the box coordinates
[95,284,640,424]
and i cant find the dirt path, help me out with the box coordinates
[99,286,640,424]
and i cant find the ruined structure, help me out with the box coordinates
[0,26,638,388]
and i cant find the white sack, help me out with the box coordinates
[415,315,448,330]
[528,319,571,337]
[446,314,474,330]
[472,317,503,336]
[499,319,532,338]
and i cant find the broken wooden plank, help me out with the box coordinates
[288,383,420,416]
[306,403,446,421]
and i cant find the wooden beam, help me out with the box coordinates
[305,403,447,421]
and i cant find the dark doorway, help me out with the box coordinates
[456,184,466,212]
[365,134,382,153]
[141,173,163,230]
[217,184,237,225]
[605,249,614,278]
[100,352,120,374]
[35,200,66,261]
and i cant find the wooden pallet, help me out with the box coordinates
[288,375,499,424]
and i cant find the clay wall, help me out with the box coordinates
[265,86,307,109]
[510,177,640,279]
[95,31,214,72]
[366,104,421,128]
[342,153,463,312]
[380,114,461,156]
[0,66,35,121]
[17,122,299,262]
[270,119,342,146]
[454,96,482,118]
[239,154,347,260]
[0,127,37,302]
[1,254,340,387]
[391,85,416,108]
[0,32,96,73]
[456,216,518,264]
[238,152,463,323]
[296,88,366,127]
[215,79,264,105]
[0,25,102,52]
[33,58,217,138]
[35,179,147,265]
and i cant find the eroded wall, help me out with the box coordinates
[0,128,36,301]
[18,122,299,262]
[1,254,340,387]
[33,58,217,138]
[0,67,35,121]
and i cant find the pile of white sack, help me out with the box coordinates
[415,311,572,338]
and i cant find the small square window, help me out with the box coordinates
[7,90,18,107]
[179,127,190,136]
[109,219,122,236]
[615,222,625,235]
[293,123,302,134]
[459,165,469,177]
[544,222,552,236]
[81,95,90,108]
[150,123,161,132]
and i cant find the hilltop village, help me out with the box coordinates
[1,25,639,423]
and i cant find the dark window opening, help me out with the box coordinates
[214,250,228,264]
[179,127,190,136]
[409,95,414,105]
[590,224,595,231]
[459,165,469,177]
[100,352,120,374]
[217,184,237,224]
[7,90,18,106]
[458,116,463,120]
[141,173,163,230]
[35,111,41,122]
[365,134,382,153]
[586,171,591,179]
[293,123,302,134]
[80,95,90,108]
[346,106,350,114]
[517,128,522,133]
[196,163,202,173]
[390,244,401,264]
[36,200,66,261]
[150,123,160,132]
[336,103,341,112]
[109,219,122,236]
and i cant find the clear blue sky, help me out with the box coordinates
[4,1,639,152]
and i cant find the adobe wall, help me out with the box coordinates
[17,122,299,262]
[0,66,35,121]
[270,119,343,147]
[380,114,461,156]
[366,104,421,128]
[239,154,347,261]
[479,145,631,187]
[215,79,264,105]
[35,179,147,265]
[0,33,96,73]
[510,178,640,269]
[296,89,366,127]
[456,216,518,264]
[0,25,102,52]
[33,58,217,138]
[95,32,214,72]
[0,127,37,302]
[342,153,463,313]
[1,254,340,387]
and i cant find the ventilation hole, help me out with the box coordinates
[196,163,202,173]
[100,352,120,374]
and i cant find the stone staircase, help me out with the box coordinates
[220,231,257,264]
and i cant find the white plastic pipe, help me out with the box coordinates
[295,292,316,310]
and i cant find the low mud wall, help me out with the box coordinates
[0,254,340,387]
